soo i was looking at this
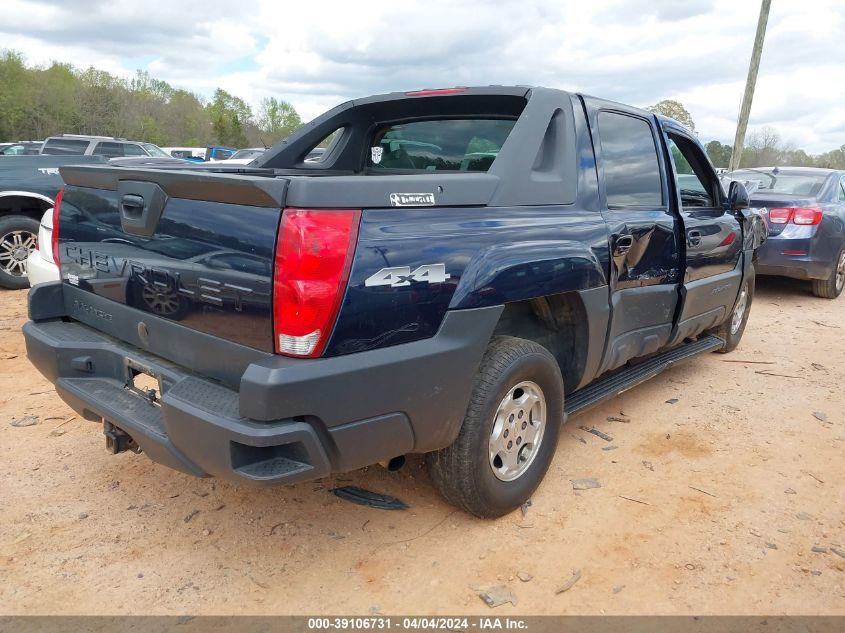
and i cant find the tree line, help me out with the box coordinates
[0,50,303,148]
[648,100,845,170]
[2,51,843,167]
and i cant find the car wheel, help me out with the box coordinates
[426,336,564,518]
[714,276,754,353]
[811,247,845,299]
[0,215,40,289]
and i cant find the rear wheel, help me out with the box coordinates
[0,215,40,289]
[713,276,754,353]
[426,336,564,518]
[811,247,845,299]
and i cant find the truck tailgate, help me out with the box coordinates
[56,166,286,357]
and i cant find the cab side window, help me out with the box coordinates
[839,178,845,202]
[598,112,663,207]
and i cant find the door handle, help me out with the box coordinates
[687,230,702,247]
[613,235,634,256]
[120,194,145,219]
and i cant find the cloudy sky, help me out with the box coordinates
[2,0,843,152]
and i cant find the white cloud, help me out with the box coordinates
[2,0,843,152]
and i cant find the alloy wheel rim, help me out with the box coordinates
[488,380,546,482]
[730,286,748,335]
[0,230,37,277]
[836,252,845,292]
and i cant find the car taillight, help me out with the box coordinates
[768,208,791,224]
[767,207,823,226]
[51,188,64,266]
[273,208,360,357]
[791,207,823,225]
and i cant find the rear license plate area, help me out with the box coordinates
[126,360,161,405]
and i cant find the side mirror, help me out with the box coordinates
[728,181,750,211]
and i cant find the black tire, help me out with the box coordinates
[811,247,845,299]
[0,215,40,290]
[713,276,754,353]
[426,336,564,518]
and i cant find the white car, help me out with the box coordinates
[26,208,60,286]
[162,147,206,161]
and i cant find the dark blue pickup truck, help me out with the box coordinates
[23,87,764,517]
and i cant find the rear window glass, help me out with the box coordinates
[41,138,89,155]
[730,170,827,196]
[366,119,515,172]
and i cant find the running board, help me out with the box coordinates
[564,335,724,417]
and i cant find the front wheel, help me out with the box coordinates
[811,247,845,299]
[426,336,564,518]
[714,276,754,353]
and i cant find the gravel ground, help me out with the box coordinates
[1,276,843,615]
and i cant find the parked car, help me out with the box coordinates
[0,141,43,155]
[204,145,237,161]
[212,147,265,164]
[304,147,326,162]
[0,154,106,288]
[24,86,764,517]
[40,135,171,159]
[25,207,60,286]
[730,167,845,298]
[162,147,206,162]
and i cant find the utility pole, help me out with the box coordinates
[728,0,772,172]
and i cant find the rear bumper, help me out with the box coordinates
[23,282,501,486]
[25,249,60,287]
[756,229,834,281]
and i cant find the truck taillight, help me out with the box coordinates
[51,188,64,266]
[273,208,360,357]
[791,207,823,225]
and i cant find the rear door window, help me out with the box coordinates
[41,138,90,155]
[366,119,516,172]
[598,112,664,206]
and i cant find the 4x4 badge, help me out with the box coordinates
[365,264,449,288]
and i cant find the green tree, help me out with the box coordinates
[705,140,732,168]
[0,51,34,140]
[647,99,696,133]
[815,145,845,169]
[257,96,302,145]
[206,88,253,147]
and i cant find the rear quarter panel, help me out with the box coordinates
[326,206,610,356]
